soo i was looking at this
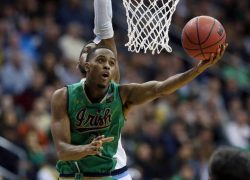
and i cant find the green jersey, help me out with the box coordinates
[56,80,127,175]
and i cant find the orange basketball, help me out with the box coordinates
[181,16,226,60]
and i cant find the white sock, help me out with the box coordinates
[94,0,114,40]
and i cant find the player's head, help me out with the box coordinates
[208,147,250,180]
[78,42,97,76]
[83,46,116,88]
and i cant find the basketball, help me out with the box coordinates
[181,16,226,60]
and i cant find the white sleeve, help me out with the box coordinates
[94,0,114,40]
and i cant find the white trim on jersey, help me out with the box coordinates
[113,173,132,180]
[80,78,86,83]
[114,135,127,169]
[81,79,109,104]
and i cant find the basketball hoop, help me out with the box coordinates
[123,0,180,54]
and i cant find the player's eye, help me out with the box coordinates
[97,58,105,63]
[109,60,115,66]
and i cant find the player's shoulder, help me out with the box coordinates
[51,87,67,104]
[51,87,68,117]
[119,83,138,92]
[117,83,137,102]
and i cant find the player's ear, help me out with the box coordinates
[81,53,87,63]
[84,62,90,72]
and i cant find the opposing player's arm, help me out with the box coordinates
[51,88,113,161]
[94,0,120,83]
[120,43,227,113]
[99,38,117,57]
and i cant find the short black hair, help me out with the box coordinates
[85,46,113,62]
[209,147,250,180]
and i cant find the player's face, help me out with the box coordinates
[86,48,116,88]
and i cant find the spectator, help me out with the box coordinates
[59,22,86,61]
[225,110,250,149]
[0,49,33,94]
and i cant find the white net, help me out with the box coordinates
[123,0,180,54]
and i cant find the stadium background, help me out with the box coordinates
[0,0,249,179]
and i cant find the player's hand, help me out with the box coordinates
[84,135,114,156]
[195,43,228,73]
[81,42,97,62]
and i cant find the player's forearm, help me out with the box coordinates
[94,0,114,39]
[99,38,117,57]
[94,0,117,55]
[158,67,201,95]
[93,0,119,82]
[57,142,88,161]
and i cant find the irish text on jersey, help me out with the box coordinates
[75,108,112,133]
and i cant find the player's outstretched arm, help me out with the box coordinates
[50,88,113,161]
[120,43,228,113]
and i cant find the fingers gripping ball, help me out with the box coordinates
[181,16,226,60]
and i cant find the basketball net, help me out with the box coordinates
[123,0,180,54]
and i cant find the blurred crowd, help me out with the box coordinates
[0,0,249,180]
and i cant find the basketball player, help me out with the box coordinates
[209,147,250,180]
[50,0,228,179]
[78,39,120,83]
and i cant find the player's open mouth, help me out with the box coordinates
[101,72,110,80]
